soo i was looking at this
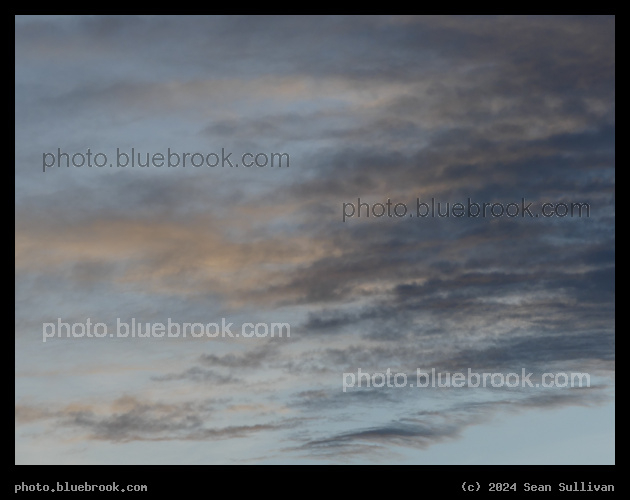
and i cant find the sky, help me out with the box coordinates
[15,15,614,464]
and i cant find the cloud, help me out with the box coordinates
[299,386,610,458]
[15,15,614,463]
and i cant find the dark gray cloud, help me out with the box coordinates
[151,367,239,384]
[199,346,278,369]
[299,386,610,457]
